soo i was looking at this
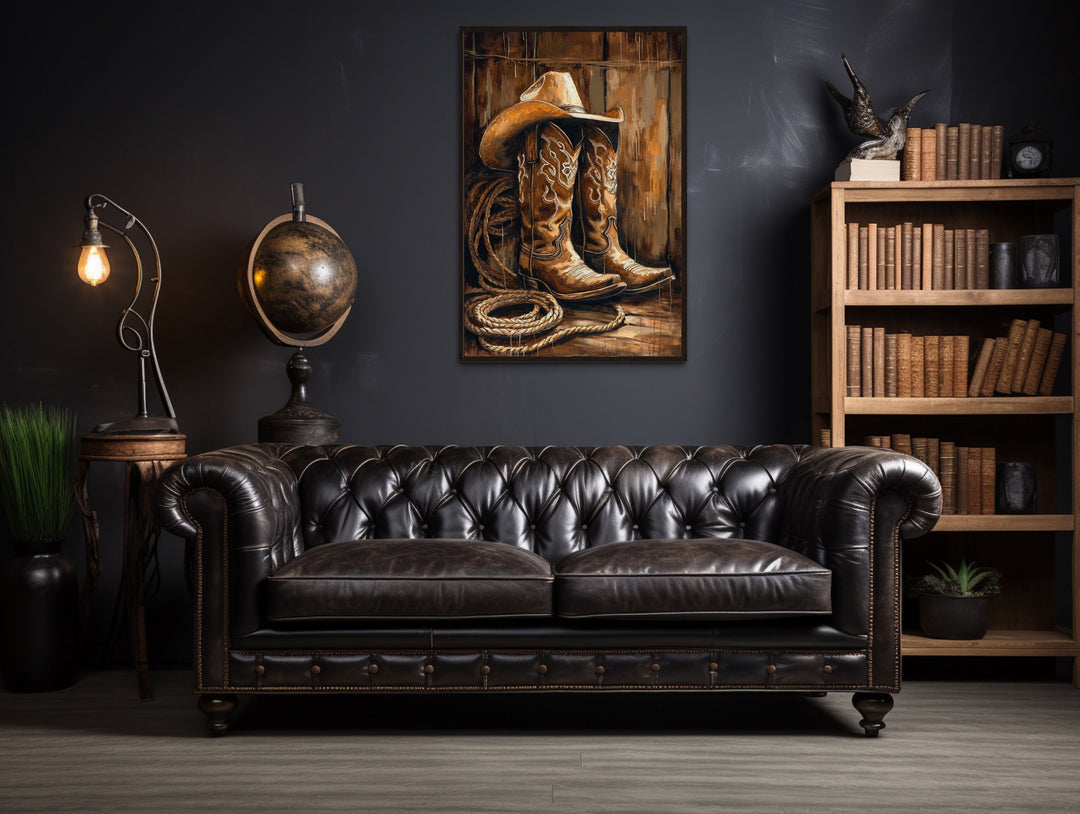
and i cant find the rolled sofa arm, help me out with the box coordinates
[776,445,941,663]
[156,443,305,647]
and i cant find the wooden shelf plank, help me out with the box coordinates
[932,514,1074,532]
[845,396,1073,415]
[903,629,1079,657]
[833,179,1080,204]
[846,289,1074,307]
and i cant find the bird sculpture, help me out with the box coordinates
[826,53,927,161]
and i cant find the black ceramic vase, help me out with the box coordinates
[918,594,991,640]
[1,539,79,692]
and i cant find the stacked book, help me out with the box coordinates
[846,321,1066,398]
[844,221,993,290]
[901,123,1005,181]
[864,435,994,515]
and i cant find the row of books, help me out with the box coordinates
[867,436,995,516]
[901,124,1005,182]
[846,320,1066,398]
[844,222,997,291]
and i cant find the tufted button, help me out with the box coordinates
[650,663,662,673]
[708,662,719,672]
[766,664,777,675]
[529,523,537,531]
[478,523,485,532]
[424,664,435,674]
[255,664,266,676]
[684,524,692,531]
[537,664,548,675]
[368,663,380,675]
[595,665,605,676]
[480,665,491,676]
[420,523,429,532]
[311,664,322,676]
[581,523,588,531]
[823,664,833,674]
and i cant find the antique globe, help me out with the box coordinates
[239,183,357,444]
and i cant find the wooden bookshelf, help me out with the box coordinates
[811,178,1080,685]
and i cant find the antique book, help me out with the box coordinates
[969,124,982,179]
[956,447,969,514]
[965,228,977,289]
[969,337,996,397]
[847,222,860,289]
[1011,319,1041,393]
[952,335,970,397]
[995,318,1029,394]
[912,335,925,398]
[980,446,996,515]
[897,332,912,397]
[847,325,862,396]
[945,126,959,179]
[975,229,990,289]
[928,436,941,477]
[953,229,968,290]
[990,125,1004,179]
[943,229,955,289]
[886,228,896,290]
[921,223,933,289]
[861,327,874,397]
[925,334,940,397]
[922,127,937,181]
[867,223,879,291]
[1022,328,1054,396]
[967,447,983,514]
[819,428,832,448]
[935,123,948,180]
[873,326,886,397]
[939,334,954,396]
[876,225,887,289]
[940,440,957,514]
[957,123,972,180]
[858,226,869,290]
[902,128,922,180]
[891,434,913,455]
[981,337,1009,397]
[901,222,913,289]
[913,437,929,463]
[885,332,898,397]
[912,225,922,289]
[980,126,993,179]
[932,224,945,290]
[1038,332,1068,396]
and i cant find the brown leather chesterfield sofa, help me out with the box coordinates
[155,443,941,736]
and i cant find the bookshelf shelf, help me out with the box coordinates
[811,178,1080,685]
[845,396,1073,415]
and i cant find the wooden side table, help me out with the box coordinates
[74,432,186,701]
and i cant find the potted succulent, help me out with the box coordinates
[910,559,1002,640]
[0,403,80,691]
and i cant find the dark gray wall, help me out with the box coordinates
[5,0,1078,664]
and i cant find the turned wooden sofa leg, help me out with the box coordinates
[198,693,238,737]
[852,692,894,737]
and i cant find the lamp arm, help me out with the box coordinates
[86,194,177,421]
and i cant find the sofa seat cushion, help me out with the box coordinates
[267,539,553,621]
[553,539,831,620]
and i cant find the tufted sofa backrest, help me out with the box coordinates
[278,445,810,562]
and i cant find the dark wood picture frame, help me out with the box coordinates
[460,27,687,361]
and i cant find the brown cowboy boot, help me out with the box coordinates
[577,125,673,295]
[517,122,625,302]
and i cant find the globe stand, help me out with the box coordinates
[257,350,340,446]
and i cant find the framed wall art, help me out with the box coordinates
[460,27,687,361]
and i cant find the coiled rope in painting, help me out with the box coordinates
[463,172,624,356]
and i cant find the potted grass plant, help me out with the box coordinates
[0,403,80,691]
[911,559,1002,640]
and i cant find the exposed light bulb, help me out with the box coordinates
[77,245,111,286]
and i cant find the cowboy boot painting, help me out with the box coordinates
[577,125,673,295]
[515,121,625,302]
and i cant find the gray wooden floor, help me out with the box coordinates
[1,670,1078,813]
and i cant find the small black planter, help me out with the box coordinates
[1,539,79,692]
[918,594,991,640]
